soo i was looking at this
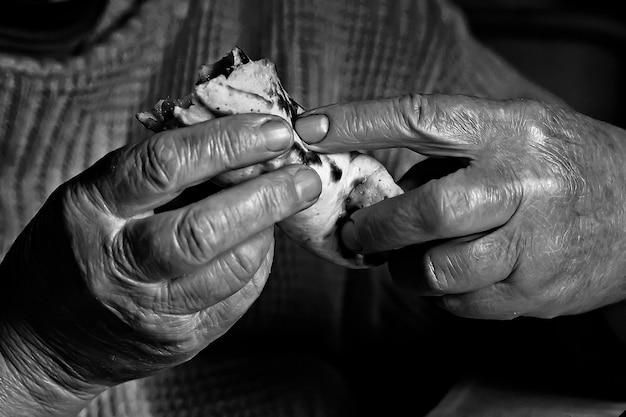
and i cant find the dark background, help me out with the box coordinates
[453,0,626,128]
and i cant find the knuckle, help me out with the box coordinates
[208,120,255,170]
[139,134,181,192]
[524,117,551,143]
[107,229,139,281]
[396,94,430,136]
[473,233,518,273]
[516,100,565,147]
[334,103,367,139]
[217,243,264,285]
[398,93,484,145]
[63,174,116,218]
[252,173,298,220]
[174,209,225,264]
[423,184,471,236]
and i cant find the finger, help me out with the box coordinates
[149,228,274,314]
[116,165,321,281]
[389,230,519,296]
[160,252,275,354]
[341,163,522,253]
[89,114,294,217]
[295,94,521,157]
[195,253,274,342]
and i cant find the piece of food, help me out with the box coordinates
[137,47,403,268]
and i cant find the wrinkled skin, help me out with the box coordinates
[296,94,626,320]
[0,114,321,414]
[138,47,403,268]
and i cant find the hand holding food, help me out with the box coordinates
[138,48,403,268]
[296,94,626,319]
[0,112,320,413]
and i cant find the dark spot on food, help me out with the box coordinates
[295,143,322,166]
[196,47,251,83]
[351,177,366,189]
[211,109,235,117]
[236,47,251,64]
[329,161,342,182]
[274,92,301,124]
[276,93,296,122]
[303,151,321,165]
[160,98,175,119]
[197,54,234,82]
[334,197,360,230]
[175,94,193,109]
[155,98,184,130]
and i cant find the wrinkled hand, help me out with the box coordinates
[296,94,626,320]
[0,114,321,399]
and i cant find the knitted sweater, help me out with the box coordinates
[0,1,556,416]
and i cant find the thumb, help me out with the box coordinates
[295,94,518,158]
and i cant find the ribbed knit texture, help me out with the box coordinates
[0,0,558,416]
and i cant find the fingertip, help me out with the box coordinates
[340,219,363,253]
[295,114,329,144]
[260,119,294,151]
[293,167,322,202]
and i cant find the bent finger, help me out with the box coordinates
[115,165,321,281]
[147,228,274,314]
[87,114,294,217]
[194,257,273,342]
[390,230,520,296]
[342,164,522,253]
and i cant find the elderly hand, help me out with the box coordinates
[295,94,626,320]
[0,114,321,411]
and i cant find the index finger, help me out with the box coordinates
[83,114,294,217]
[295,94,520,158]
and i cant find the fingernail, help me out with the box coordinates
[295,114,329,144]
[294,168,322,202]
[341,219,363,253]
[260,120,293,151]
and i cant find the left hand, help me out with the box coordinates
[295,94,626,320]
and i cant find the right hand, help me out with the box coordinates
[0,114,321,402]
